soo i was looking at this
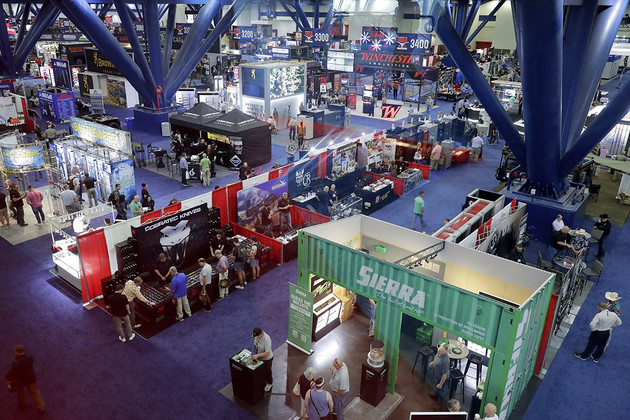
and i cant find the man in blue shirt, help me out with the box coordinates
[170,267,191,321]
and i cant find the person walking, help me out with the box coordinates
[297,120,306,147]
[5,345,45,414]
[286,140,297,164]
[83,173,98,208]
[604,291,622,352]
[413,191,426,230]
[26,186,45,225]
[198,258,213,312]
[199,153,211,186]
[594,213,611,260]
[9,184,28,227]
[107,283,135,342]
[251,327,274,392]
[179,153,189,186]
[288,116,297,140]
[170,266,192,321]
[328,358,350,420]
[304,377,334,420]
[122,277,155,328]
[574,301,622,363]
[0,187,9,226]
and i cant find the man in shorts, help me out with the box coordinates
[231,238,247,289]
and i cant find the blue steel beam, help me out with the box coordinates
[52,0,155,105]
[460,0,480,42]
[125,4,140,22]
[432,2,527,166]
[162,4,176,75]
[320,4,334,32]
[157,4,167,20]
[98,3,112,18]
[560,2,598,153]
[561,76,630,175]
[565,0,628,152]
[165,0,246,101]
[113,0,156,90]
[0,6,14,74]
[464,0,505,46]
[454,0,467,35]
[293,0,312,30]
[15,3,31,52]
[314,0,320,28]
[278,0,304,31]
[513,0,563,196]
[143,0,164,89]
[13,1,59,71]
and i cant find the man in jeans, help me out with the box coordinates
[180,153,189,186]
[82,173,98,207]
[328,357,350,420]
[216,250,229,300]
[9,184,27,227]
[198,258,213,312]
[170,266,192,321]
[413,191,426,230]
[26,186,45,225]
[5,345,45,414]
[107,284,135,342]
[251,327,274,392]
[122,277,155,328]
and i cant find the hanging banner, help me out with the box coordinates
[354,51,421,71]
[85,48,128,76]
[51,59,72,90]
[236,175,288,227]
[70,116,132,155]
[38,90,77,122]
[111,158,136,205]
[360,26,432,55]
[1,145,46,169]
[131,203,210,273]
[303,29,331,46]
[288,283,314,354]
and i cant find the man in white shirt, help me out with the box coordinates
[328,358,350,420]
[198,258,213,313]
[483,403,500,419]
[552,214,564,232]
[470,135,484,161]
[574,302,622,362]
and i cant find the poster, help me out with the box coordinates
[110,159,136,204]
[288,157,318,197]
[51,59,72,90]
[0,97,17,124]
[1,145,46,169]
[70,116,132,154]
[89,89,105,113]
[327,141,358,178]
[236,175,288,228]
[106,78,127,107]
[79,73,94,97]
[131,203,210,273]
[270,66,305,98]
[288,283,314,354]
[85,48,126,76]
[241,67,265,98]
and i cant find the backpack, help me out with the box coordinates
[237,245,249,262]
[68,176,76,190]
[107,192,116,204]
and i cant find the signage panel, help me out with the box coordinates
[70,116,132,155]
[354,51,421,71]
[303,29,331,46]
[288,283,314,354]
[1,145,46,169]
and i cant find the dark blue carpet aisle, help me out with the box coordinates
[4,99,627,419]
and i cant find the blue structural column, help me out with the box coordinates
[11,1,60,74]
[293,0,312,30]
[143,0,164,90]
[460,0,480,42]
[565,0,628,152]
[560,2,598,153]
[465,0,505,46]
[15,3,31,51]
[162,4,176,76]
[454,0,467,35]
[432,2,527,166]
[0,6,14,74]
[513,0,563,197]
[278,1,304,31]
[321,6,334,32]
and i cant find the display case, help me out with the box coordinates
[52,250,81,289]
[330,195,363,220]
[398,168,423,193]
[311,275,342,341]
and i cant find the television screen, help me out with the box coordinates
[409,413,468,420]
[270,66,305,98]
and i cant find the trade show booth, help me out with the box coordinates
[291,215,555,420]
[37,88,77,122]
[169,102,223,140]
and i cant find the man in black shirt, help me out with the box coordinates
[5,345,45,414]
[260,203,273,237]
[277,193,292,230]
[551,226,574,255]
[508,243,525,264]
[231,238,247,289]
[239,162,252,181]
[107,284,135,342]
[154,253,173,286]
[316,186,331,216]
[210,231,228,259]
[394,157,408,175]
[83,173,98,208]
[9,184,27,227]
[594,213,611,260]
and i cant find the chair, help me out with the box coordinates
[583,259,604,285]
[588,228,603,245]
[463,353,484,387]
[449,368,465,400]
[412,346,435,379]
[537,251,554,270]
[588,184,601,201]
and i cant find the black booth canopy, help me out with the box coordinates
[203,108,272,168]
[169,102,222,131]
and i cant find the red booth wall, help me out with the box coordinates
[230,222,283,265]
[76,229,111,303]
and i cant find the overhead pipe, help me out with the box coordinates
[432,2,527,166]
[565,0,629,151]
[560,2,598,153]
[512,0,563,192]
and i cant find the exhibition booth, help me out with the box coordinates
[169,102,223,140]
[291,215,554,419]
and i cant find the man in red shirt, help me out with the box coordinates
[26,186,45,225]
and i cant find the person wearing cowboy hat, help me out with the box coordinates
[604,292,622,353]
[570,228,589,257]
[594,213,611,261]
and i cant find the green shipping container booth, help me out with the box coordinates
[296,215,554,419]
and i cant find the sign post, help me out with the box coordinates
[287,283,314,354]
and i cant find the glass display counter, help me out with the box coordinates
[330,195,363,220]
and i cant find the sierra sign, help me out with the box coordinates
[357,265,426,309]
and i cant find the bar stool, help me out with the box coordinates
[449,368,465,400]
[412,346,435,379]
[463,353,483,387]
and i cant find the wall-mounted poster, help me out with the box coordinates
[111,159,136,204]
[236,175,288,229]
[107,78,127,107]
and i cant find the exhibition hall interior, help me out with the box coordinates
[2,0,630,419]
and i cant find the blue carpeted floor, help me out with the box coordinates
[3,99,628,419]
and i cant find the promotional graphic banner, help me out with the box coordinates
[1,145,46,169]
[51,59,72,90]
[303,29,331,46]
[85,48,127,76]
[288,158,318,197]
[38,90,76,122]
[70,116,132,154]
[111,159,136,204]
[236,175,288,228]
[288,283,314,354]
[360,26,432,55]
[132,203,210,273]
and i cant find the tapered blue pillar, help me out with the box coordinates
[465,0,505,45]
[460,0,480,42]
[162,4,176,75]
[293,0,312,29]
[433,3,527,166]
[513,0,563,197]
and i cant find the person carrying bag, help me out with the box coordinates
[303,377,334,420]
